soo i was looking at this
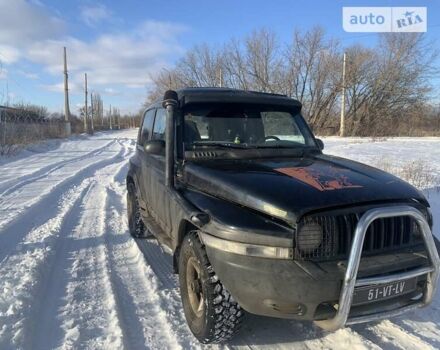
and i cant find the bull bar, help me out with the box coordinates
[314,205,440,331]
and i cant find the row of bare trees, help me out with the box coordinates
[149,27,439,136]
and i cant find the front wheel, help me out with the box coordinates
[178,232,244,343]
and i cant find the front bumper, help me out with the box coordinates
[201,206,440,327]
[203,244,341,319]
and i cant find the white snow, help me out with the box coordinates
[0,131,439,350]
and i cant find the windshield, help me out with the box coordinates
[183,104,316,150]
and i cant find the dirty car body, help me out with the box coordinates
[127,88,440,340]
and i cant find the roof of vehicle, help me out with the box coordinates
[151,87,302,109]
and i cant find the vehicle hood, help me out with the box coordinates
[182,154,427,224]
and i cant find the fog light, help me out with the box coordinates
[297,222,323,253]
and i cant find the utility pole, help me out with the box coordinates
[340,52,346,137]
[63,47,71,136]
[84,73,88,133]
[90,92,94,135]
[109,104,112,130]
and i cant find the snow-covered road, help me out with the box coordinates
[0,130,439,350]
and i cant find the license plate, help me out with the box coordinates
[352,278,417,306]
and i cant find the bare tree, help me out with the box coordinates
[178,44,223,87]
[344,33,438,135]
[223,39,250,90]
[284,27,341,130]
[243,28,282,92]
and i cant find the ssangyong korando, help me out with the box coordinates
[126,88,440,343]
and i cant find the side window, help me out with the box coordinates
[152,108,167,141]
[139,109,156,145]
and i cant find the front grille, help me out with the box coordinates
[295,212,423,261]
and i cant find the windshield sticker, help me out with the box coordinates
[275,166,363,191]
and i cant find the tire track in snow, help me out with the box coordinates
[0,178,94,350]
[389,299,440,349]
[27,182,94,350]
[27,156,132,350]
[55,180,125,349]
[102,184,182,349]
[0,140,126,263]
[0,139,121,217]
[0,131,129,189]
[0,132,136,350]
[0,138,128,349]
[0,139,117,198]
[351,320,435,350]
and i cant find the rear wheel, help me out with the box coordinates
[178,231,244,343]
[127,182,148,238]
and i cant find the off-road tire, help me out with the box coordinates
[178,231,244,343]
[127,182,148,238]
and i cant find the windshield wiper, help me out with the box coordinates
[191,142,310,154]
[191,141,247,149]
[248,144,299,149]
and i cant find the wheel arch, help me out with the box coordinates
[126,170,141,199]
[173,219,199,273]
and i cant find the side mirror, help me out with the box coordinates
[144,139,165,155]
[316,138,324,151]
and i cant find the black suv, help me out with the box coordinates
[126,88,440,344]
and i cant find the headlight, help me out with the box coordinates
[200,233,293,259]
[297,222,323,253]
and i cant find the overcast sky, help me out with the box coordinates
[0,0,439,115]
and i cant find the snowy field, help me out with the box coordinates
[0,130,439,350]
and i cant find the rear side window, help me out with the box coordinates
[139,109,156,145]
[152,108,167,141]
